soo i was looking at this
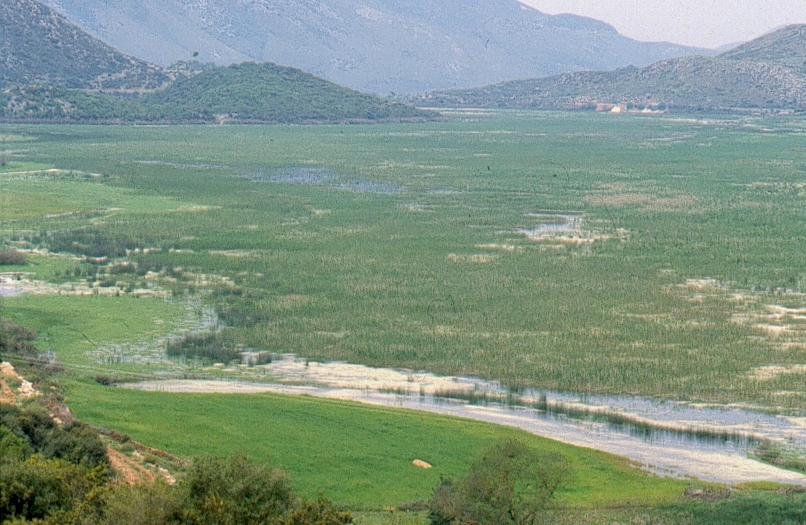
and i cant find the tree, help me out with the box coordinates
[429,440,568,525]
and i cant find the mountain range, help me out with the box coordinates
[0,0,428,123]
[0,0,167,90]
[419,25,806,112]
[4,0,803,118]
[40,0,708,94]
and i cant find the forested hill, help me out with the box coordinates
[145,62,429,122]
[1,63,431,123]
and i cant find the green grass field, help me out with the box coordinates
[66,382,691,509]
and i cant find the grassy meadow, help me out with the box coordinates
[65,382,691,509]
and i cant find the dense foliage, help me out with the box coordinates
[147,63,430,123]
[0,448,354,524]
[0,320,37,363]
[0,404,109,523]
[429,441,567,525]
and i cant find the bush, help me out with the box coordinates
[175,456,295,525]
[166,332,241,364]
[0,319,38,360]
[428,440,568,525]
[0,426,32,464]
[0,250,27,265]
[284,498,353,525]
[42,422,110,469]
[71,482,179,525]
[0,405,109,470]
[0,449,352,524]
[0,455,103,522]
[94,375,115,386]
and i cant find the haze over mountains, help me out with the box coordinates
[0,0,427,123]
[40,0,708,94]
[3,0,803,119]
[421,25,806,112]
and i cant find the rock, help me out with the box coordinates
[412,459,432,469]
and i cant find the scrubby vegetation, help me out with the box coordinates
[146,63,431,123]
[428,440,567,525]
[0,402,109,523]
[1,66,430,124]
[62,456,353,525]
[0,250,26,265]
[165,332,241,364]
[0,318,37,360]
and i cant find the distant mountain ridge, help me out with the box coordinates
[420,25,806,112]
[721,25,806,74]
[0,0,167,90]
[1,1,429,123]
[41,0,709,94]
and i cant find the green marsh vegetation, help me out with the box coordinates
[2,114,803,409]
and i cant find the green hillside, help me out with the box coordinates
[0,63,431,123]
[146,62,431,122]
[0,0,167,90]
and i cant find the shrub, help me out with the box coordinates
[0,319,38,360]
[72,482,180,525]
[41,422,109,469]
[284,498,353,525]
[0,456,102,522]
[175,456,295,525]
[94,375,115,386]
[428,440,568,525]
[0,250,27,265]
[0,425,32,464]
[0,405,109,470]
[166,332,241,364]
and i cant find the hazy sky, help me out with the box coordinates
[520,0,806,49]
